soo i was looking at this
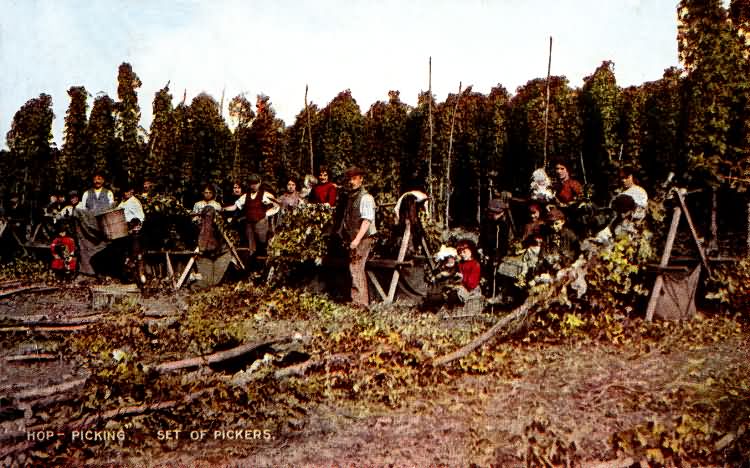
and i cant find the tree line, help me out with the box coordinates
[3,0,749,228]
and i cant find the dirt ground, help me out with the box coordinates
[133,335,748,467]
[1,286,749,466]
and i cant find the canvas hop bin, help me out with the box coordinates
[97,208,128,240]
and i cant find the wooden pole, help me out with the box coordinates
[386,220,411,303]
[305,84,314,174]
[175,247,199,290]
[645,206,681,321]
[428,57,434,219]
[445,81,462,230]
[675,190,711,275]
[219,86,225,118]
[543,36,552,167]
[165,252,175,286]
[709,187,718,254]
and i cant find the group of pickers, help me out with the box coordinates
[4,165,378,305]
[428,159,648,311]
[2,158,648,310]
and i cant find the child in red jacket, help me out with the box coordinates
[456,240,482,305]
[50,225,76,280]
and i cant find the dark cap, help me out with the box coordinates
[68,190,80,198]
[344,166,365,179]
[248,173,261,184]
[487,199,509,213]
[546,206,566,222]
[612,193,636,214]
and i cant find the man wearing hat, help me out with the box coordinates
[337,166,377,307]
[541,206,579,271]
[56,190,81,222]
[479,198,514,297]
[225,173,279,257]
[80,171,114,215]
[480,198,514,265]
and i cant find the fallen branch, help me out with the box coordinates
[0,284,54,299]
[14,378,87,401]
[68,388,211,429]
[0,280,23,289]
[4,353,58,362]
[0,314,102,327]
[153,337,288,374]
[432,297,534,367]
[0,324,90,332]
[0,285,39,297]
[274,353,353,379]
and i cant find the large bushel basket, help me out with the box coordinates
[97,208,128,240]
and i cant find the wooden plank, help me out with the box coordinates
[10,230,28,256]
[676,189,711,275]
[645,264,689,272]
[421,237,436,270]
[219,227,245,270]
[366,271,388,302]
[175,248,199,290]
[153,338,285,373]
[645,206,681,321]
[386,220,411,303]
[366,259,414,268]
[29,223,42,243]
[670,255,741,263]
[165,252,175,285]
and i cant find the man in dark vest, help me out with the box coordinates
[80,172,114,214]
[224,173,279,257]
[76,172,115,278]
[337,167,377,307]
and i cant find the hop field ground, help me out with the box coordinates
[0,275,748,466]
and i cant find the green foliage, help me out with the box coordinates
[88,94,117,180]
[364,91,409,197]
[145,85,177,187]
[705,257,750,316]
[584,235,652,314]
[0,258,54,283]
[60,86,90,189]
[640,68,683,185]
[245,95,285,186]
[679,0,749,188]
[284,101,320,179]
[184,93,233,189]
[5,93,55,195]
[267,203,334,284]
[506,76,581,193]
[115,62,144,185]
[314,89,365,176]
[611,368,750,465]
[228,94,256,182]
[581,61,621,203]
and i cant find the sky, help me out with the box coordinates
[1,0,685,149]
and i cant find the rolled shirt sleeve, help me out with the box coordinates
[263,192,280,217]
[233,194,246,210]
[359,194,377,236]
[118,197,145,223]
